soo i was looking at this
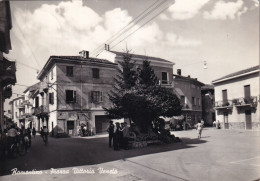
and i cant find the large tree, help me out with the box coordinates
[105,53,182,133]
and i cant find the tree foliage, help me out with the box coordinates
[105,52,182,133]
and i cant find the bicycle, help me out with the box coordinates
[7,138,18,158]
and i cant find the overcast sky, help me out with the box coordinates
[4,0,259,109]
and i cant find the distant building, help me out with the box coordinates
[212,66,260,130]
[201,84,215,126]
[97,50,175,88]
[9,96,25,127]
[172,69,205,126]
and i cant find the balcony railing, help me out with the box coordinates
[181,103,191,110]
[21,100,33,106]
[233,96,258,107]
[32,105,49,115]
[214,100,233,109]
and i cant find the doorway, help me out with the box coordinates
[245,110,252,129]
[67,121,75,135]
[224,112,229,129]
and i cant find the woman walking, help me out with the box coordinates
[196,121,203,139]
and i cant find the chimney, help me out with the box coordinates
[188,75,190,78]
[177,69,181,76]
[79,50,89,58]
[105,44,110,51]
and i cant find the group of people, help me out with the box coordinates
[107,121,130,151]
[0,124,37,157]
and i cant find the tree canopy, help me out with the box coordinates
[105,51,182,133]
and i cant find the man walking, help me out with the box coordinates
[107,121,114,148]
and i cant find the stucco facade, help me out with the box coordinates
[212,66,260,130]
[172,72,204,126]
[36,54,117,136]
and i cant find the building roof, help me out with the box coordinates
[23,82,41,93]
[110,51,173,64]
[37,55,117,80]
[50,56,115,65]
[212,65,259,83]
[173,74,205,86]
[201,84,214,90]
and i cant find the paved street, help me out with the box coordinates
[0,128,260,181]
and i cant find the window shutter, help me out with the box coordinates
[100,91,103,102]
[73,91,77,102]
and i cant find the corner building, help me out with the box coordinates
[212,66,260,130]
[36,53,117,136]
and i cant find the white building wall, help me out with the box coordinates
[214,73,260,129]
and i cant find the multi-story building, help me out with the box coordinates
[9,96,25,127]
[201,84,215,126]
[212,65,260,130]
[34,51,117,136]
[0,1,16,131]
[97,50,175,87]
[23,82,41,130]
[172,69,204,126]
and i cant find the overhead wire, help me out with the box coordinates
[109,0,174,51]
[12,13,42,69]
[91,0,162,55]
[92,0,169,56]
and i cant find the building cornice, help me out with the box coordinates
[212,70,259,84]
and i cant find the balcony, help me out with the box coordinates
[233,96,258,107]
[17,102,25,109]
[3,85,12,99]
[32,105,49,116]
[181,103,191,110]
[0,57,16,87]
[21,100,33,106]
[214,100,233,110]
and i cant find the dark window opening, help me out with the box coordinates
[192,97,195,105]
[66,66,73,77]
[162,72,168,84]
[49,92,54,105]
[92,68,100,79]
[66,90,76,103]
[35,97,39,108]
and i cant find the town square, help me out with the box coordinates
[0,0,259,180]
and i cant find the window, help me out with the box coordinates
[192,97,195,105]
[244,85,250,98]
[198,98,200,106]
[51,69,53,80]
[162,72,168,84]
[91,91,103,103]
[180,96,185,105]
[15,112,17,118]
[35,97,39,108]
[92,68,100,79]
[66,90,76,103]
[49,92,54,105]
[222,89,228,105]
[66,66,73,77]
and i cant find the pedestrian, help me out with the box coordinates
[196,121,203,139]
[107,121,114,148]
[32,127,36,138]
[122,122,130,150]
[27,127,32,147]
[119,123,124,148]
[40,127,43,137]
[113,122,120,151]
[216,120,220,129]
[201,119,204,127]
